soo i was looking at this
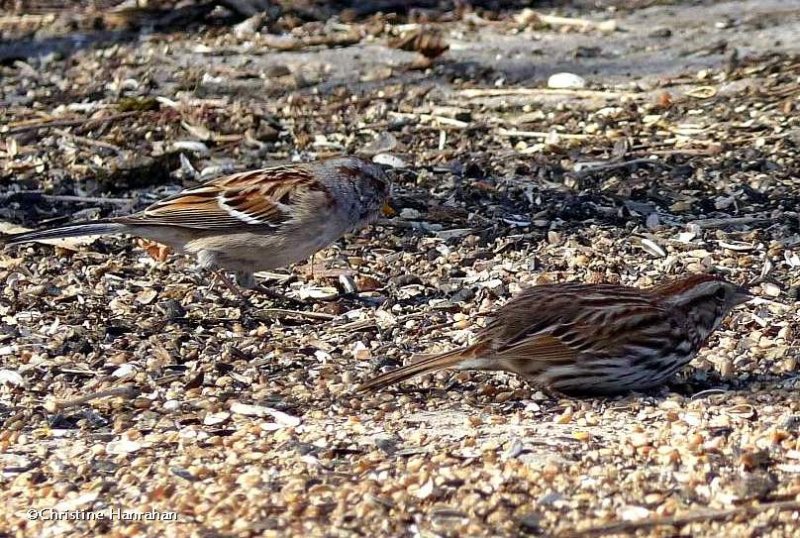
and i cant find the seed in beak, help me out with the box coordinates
[382,201,397,217]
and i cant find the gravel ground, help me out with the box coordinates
[1,1,800,536]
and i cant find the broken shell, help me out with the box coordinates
[638,238,667,258]
[547,73,586,89]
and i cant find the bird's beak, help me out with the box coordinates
[382,199,398,217]
[733,286,754,306]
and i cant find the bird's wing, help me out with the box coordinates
[494,334,579,364]
[485,283,669,362]
[119,166,330,230]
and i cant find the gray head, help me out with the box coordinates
[325,157,391,222]
[654,274,752,340]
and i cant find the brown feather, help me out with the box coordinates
[496,334,578,365]
[648,273,721,296]
[121,166,321,230]
[356,343,487,393]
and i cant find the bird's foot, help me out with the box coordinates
[534,383,572,402]
[251,284,308,307]
[212,270,313,309]
[213,270,248,301]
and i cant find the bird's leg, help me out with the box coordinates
[252,285,307,307]
[519,376,571,401]
[240,270,307,307]
[539,385,571,401]
[215,270,247,301]
[197,250,246,302]
[207,274,218,294]
[234,271,256,290]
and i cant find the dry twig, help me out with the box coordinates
[0,192,134,205]
[574,158,669,178]
[4,112,142,135]
[252,309,337,322]
[688,216,776,229]
[458,88,626,99]
[498,128,594,140]
[48,386,141,411]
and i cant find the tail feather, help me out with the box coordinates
[0,221,125,247]
[357,343,484,392]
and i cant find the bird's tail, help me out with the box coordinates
[356,342,487,392]
[0,220,125,247]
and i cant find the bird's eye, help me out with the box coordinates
[714,287,727,300]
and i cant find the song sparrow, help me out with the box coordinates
[358,274,751,395]
[1,157,390,290]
